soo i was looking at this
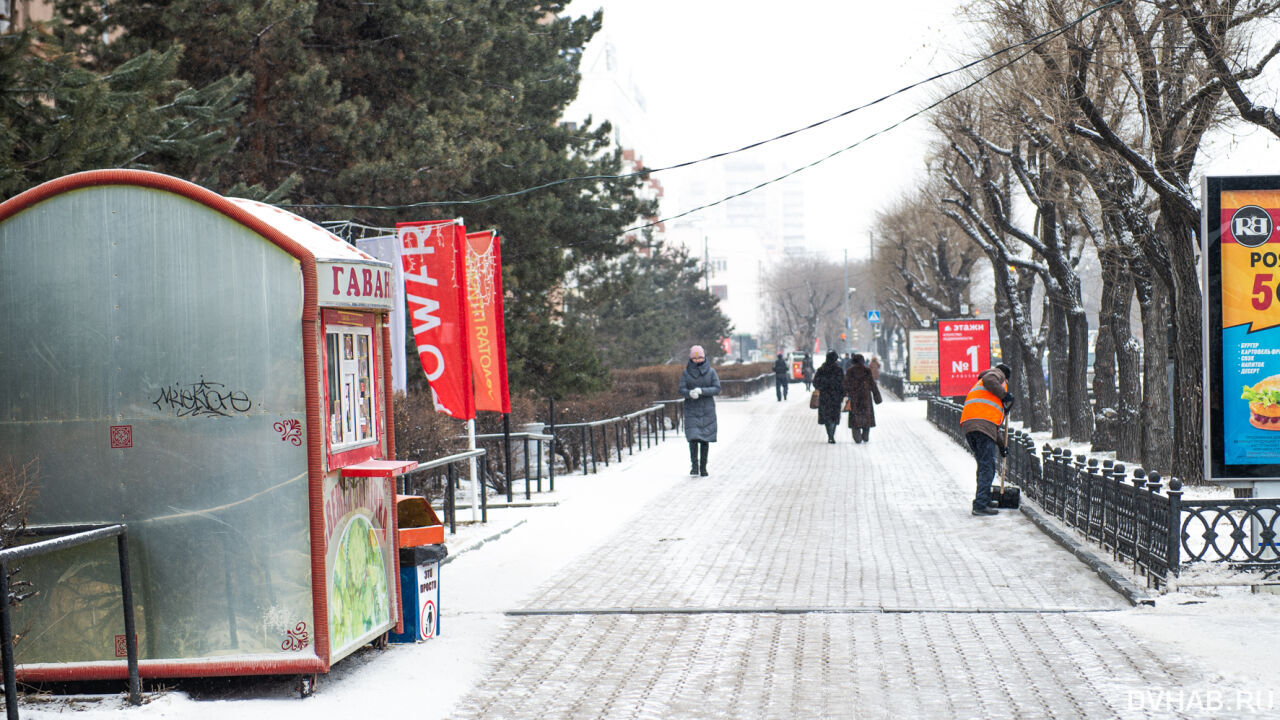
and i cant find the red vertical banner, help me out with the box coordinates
[463,230,511,413]
[397,219,475,420]
[937,319,991,397]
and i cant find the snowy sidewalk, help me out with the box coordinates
[23,392,1280,719]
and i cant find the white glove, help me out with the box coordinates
[689,387,702,399]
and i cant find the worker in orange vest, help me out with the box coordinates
[959,363,1013,516]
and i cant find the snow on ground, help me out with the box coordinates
[17,398,724,719]
[14,393,1280,718]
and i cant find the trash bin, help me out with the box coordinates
[391,543,447,643]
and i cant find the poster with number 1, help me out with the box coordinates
[937,319,991,398]
[1206,176,1280,481]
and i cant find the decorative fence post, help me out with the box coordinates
[1166,476,1183,581]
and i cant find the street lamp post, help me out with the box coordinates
[843,249,850,354]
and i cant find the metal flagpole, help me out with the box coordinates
[467,418,478,522]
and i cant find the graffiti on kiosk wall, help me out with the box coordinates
[152,378,253,417]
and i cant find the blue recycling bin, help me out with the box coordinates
[390,544,447,643]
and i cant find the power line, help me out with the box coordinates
[281,0,1121,214]
[622,0,1122,236]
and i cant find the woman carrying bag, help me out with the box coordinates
[844,353,883,444]
[812,351,845,444]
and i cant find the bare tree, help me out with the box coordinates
[876,193,980,323]
[1175,0,1280,139]
[763,256,847,354]
[978,0,1246,481]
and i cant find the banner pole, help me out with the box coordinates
[503,413,513,503]
[467,418,479,522]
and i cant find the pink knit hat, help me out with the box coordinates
[690,345,705,359]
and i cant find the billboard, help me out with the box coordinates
[908,329,939,383]
[1204,176,1280,482]
[938,319,991,397]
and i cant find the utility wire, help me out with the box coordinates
[622,0,1122,236]
[282,0,1121,213]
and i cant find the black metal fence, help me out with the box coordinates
[880,371,939,400]
[928,397,1280,588]
[1,524,140,719]
[473,430,555,502]
[399,448,488,532]
[720,372,772,398]
[555,404,671,476]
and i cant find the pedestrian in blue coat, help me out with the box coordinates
[680,345,721,476]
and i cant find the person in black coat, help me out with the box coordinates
[844,354,883,443]
[772,352,789,401]
[801,353,815,391]
[812,351,845,443]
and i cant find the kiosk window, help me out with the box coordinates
[327,324,377,449]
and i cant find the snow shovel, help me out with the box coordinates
[990,416,1020,509]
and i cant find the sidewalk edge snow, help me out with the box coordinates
[1019,502,1156,607]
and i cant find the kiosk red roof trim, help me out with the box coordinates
[0,170,404,680]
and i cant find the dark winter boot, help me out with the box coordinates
[689,443,699,476]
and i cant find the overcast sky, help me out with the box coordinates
[566,1,1280,260]
[566,0,975,260]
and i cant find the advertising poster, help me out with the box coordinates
[908,329,939,383]
[1206,176,1280,481]
[463,231,511,413]
[937,319,991,397]
[323,474,395,661]
[397,220,475,420]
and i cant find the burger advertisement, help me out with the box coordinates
[1209,177,1280,475]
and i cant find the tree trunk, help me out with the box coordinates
[993,288,1022,413]
[1067,307,1094,442]
[1092,247,1120,451]
[1113,263,1143,463]
[1136,268,1173,474]
[1046,300,1071,438]
[1162,211,1204,483]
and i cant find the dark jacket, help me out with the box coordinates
[959,367,1009,443]
[801,355,815,381]
[844,364,882,428]
[772,356,788,379]
[812,360,845,425]
[680,360,721,442]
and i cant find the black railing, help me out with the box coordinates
[719,372,772,398]
[2,524,140,719]
[654,399,684,435]
[555,404,670,476]
[399,449,487,532]
[927,397,1280,588]
[881,371,939,399]
[472,430,555,502]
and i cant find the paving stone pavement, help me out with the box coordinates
[447,394,1251,719]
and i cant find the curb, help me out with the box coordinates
[441,519,529,566]
[1019,502,1155,607]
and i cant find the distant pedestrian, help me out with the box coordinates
[844,354,882,444]
[772,352,789,401]
[680,345,721,477]
[959,363,1013,516]
[813,351,845,443]
[839,353,852,372]
[801,353,815,391]
[868,355,881,381]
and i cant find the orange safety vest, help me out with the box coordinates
[960,375,1006,426]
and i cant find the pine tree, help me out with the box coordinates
[0,22,246,197]
[49,0,657,395]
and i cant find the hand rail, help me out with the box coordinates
[1,524,141,718]
[399,448,488,532]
